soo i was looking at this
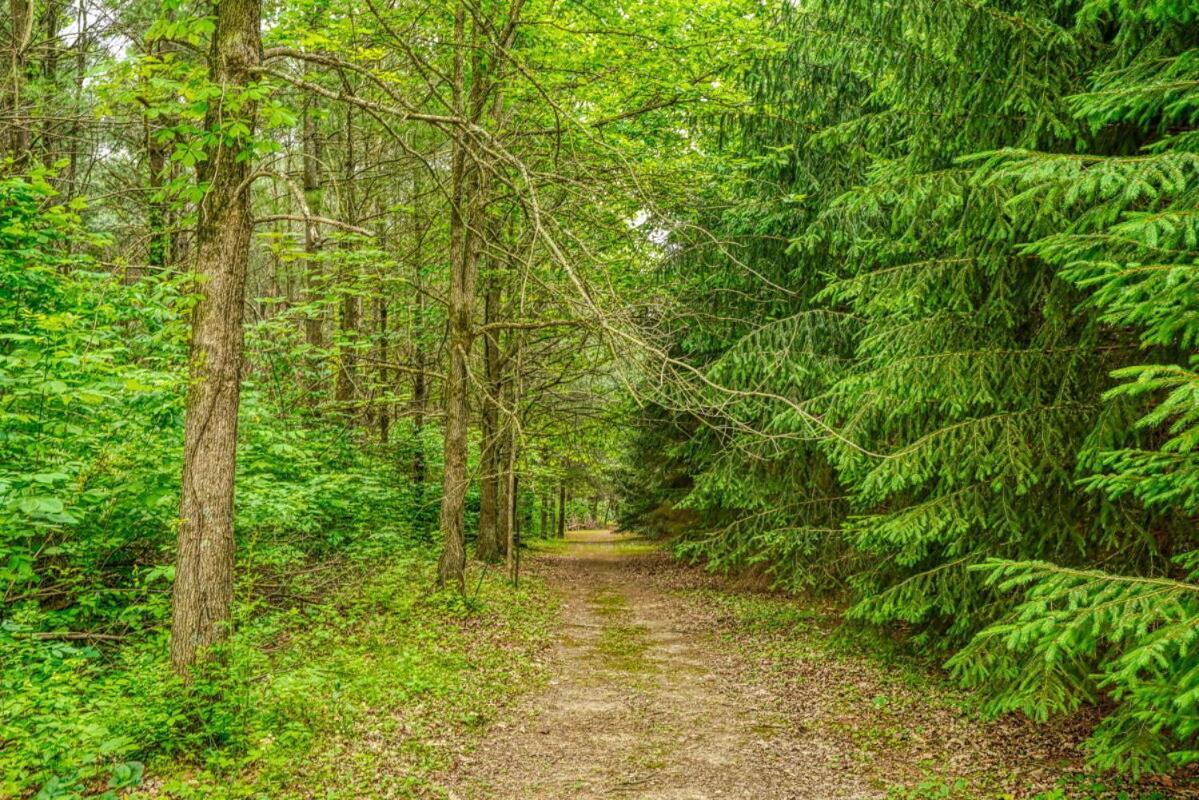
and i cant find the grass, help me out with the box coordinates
[595,622,653,672]
[33,550,559,800]
[586,587,654,674]
[170,557,549,799]
[524,537,570,554]
[525,531,660,559]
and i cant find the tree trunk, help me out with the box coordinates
[540,491,549,536]
[505,338,520,581]
[495,329,515,560]
[38,0,63,161]
[512,474,521,541]
[6,0,33,163]
[505,433,518,584]
[436,0,473,592]
[302,99,324,352]
[378,296,390,443]
[476,281,501,562]
[170,0,261,676]
[146,115,169,270]
[411,334,427,485]
[495,428,510,556]
[334,108,359,416]
[557,482,566,538]
[437,165,479,590]
[410,206,428,489]
[64,0,87,198]
[334,288,360,413]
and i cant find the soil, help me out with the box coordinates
[439,530,1189,800]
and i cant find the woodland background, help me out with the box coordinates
[3,0,1199,796]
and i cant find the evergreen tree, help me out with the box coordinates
[625,0,1199,771]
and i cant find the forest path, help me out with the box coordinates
[440,530,875,799]
[440,530,1094,799]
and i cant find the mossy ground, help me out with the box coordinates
[587,586,653,673]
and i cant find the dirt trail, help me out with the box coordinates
[440,530,1126,800]
[443,530,876,799]
[438,532,1199,800]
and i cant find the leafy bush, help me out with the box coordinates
[0,172,451,796]
[0,170,187,637]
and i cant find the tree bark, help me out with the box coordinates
[436,0,472,592]
[495,329,514,559]
[476,280,501,562]
[6,0,34,163]
[411,302,427,485]
[505,432,518,583]
[512,474,521,540]
[335,288,361,411]
[376,295,389,443]
[170,0,261,675]
[504,347,520,581]
[557,482,566,538]
[410,199,428,489]
[64,0,87,198]
[146,114,169,270]
[302,98,324,352]
[334,107,360,416]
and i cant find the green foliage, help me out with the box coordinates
[944,0,1199,777]
[949,560,1199,776]
[623,0,1199,776]
[886,776,971,800]
[0,170,186,633]
[0,173,452,796]
[3,544,551,799]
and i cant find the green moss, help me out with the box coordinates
[590,587,628,617]
[595,622,653,672]
[525,537,570,553]
[585,587,654,673]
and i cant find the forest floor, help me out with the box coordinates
[439,530,1180,800]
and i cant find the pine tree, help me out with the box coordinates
[626,0,1199,771]
[946,0,1199,773]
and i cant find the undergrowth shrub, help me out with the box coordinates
[0,171,450,797]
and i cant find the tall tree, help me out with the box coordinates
[4,0,33,163]
[477,273,503,561]
[169,0,261,673]
[435,0,474,591]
